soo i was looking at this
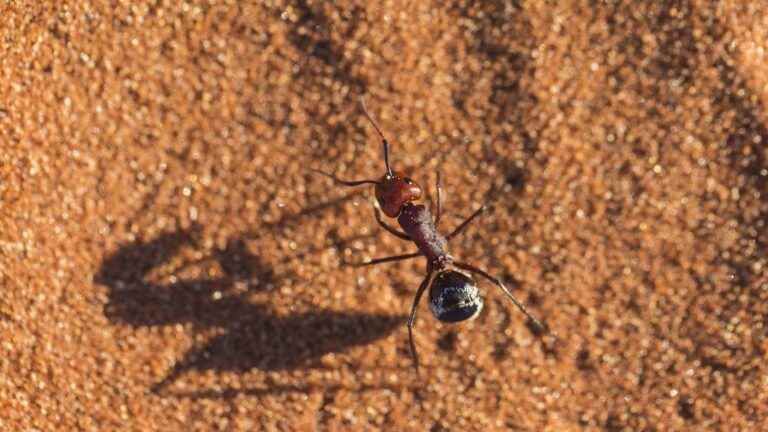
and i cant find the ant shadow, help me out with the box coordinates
[95,222,405,396]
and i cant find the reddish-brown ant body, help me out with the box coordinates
[313,99,546,372]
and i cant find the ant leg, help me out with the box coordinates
[446,206,487,240]
[373,205,410,240]
[408,270,435,374]
[352,252,420,267]
[310,169,378,187]
[434,171,442,227]
[454,261,547,332]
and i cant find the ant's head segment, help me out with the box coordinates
[428,270,484,323]
[375,173,422,217]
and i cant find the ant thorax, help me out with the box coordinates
[397,203,448,264]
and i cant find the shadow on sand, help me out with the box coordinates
[95,221,404,396]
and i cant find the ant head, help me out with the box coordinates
[375,173,422,217]
[428,270,484,323]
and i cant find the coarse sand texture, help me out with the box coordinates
[1,1,768,431]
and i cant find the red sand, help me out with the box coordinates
[2,1,768,430]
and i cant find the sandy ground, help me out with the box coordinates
[2,1,768,431]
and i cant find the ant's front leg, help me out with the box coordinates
[373,205,410,241]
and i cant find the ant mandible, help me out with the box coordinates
[313,98,547,372]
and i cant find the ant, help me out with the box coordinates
[313,98,547,372]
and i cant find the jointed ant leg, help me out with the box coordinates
[310,169,378,187]
[434,171,442,227]
[373,205,410,240]
[446,206,487,240]
[454,261,547,332]
[408,270,435,374]
[353,252,420,267]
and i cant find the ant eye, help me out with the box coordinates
[403,177,414,184]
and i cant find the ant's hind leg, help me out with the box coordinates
[310,169,379,187]
[454,261,548,333]
[407,271,435,374]
[373,205,410,240]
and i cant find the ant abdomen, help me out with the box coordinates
[428,270,484,323]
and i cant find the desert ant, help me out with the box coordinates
[313,98,547,372]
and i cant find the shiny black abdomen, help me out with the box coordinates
[428,270,483,322]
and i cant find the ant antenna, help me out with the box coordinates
[360,97,393,177]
